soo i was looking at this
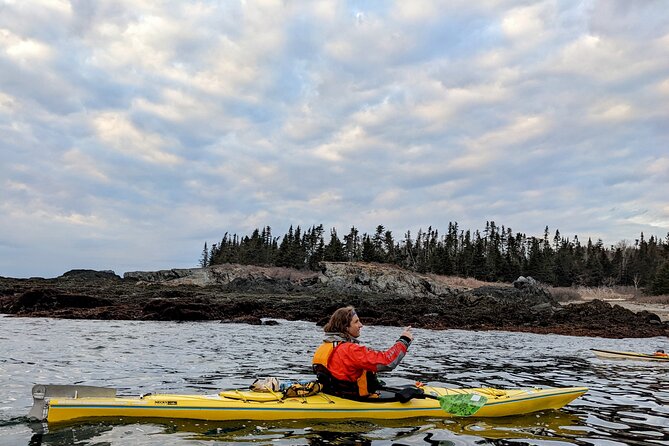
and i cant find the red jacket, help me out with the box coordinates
[327,339,409,382]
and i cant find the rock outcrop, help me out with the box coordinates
[318,262,460,298]
[124,264,318,291]
[1,262,667,338]
[123,262,463,298]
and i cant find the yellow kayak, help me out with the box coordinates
[29,384,587,423]
[591,348,669,361]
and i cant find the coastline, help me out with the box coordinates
[1,264,668,339]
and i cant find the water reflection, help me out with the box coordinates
[26,411,590,446]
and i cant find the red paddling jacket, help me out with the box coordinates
[312,333,411,398]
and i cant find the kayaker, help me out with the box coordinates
[653,349,668,357]
[312,305,413,399]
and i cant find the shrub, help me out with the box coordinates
[634,294,669,304]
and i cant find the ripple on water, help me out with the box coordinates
[0,315,668,445]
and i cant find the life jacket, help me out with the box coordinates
[312,341,380,398]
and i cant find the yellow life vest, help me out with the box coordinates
[312,341,375,397]
[312,341,337,370]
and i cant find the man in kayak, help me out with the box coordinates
[653,349,668,357]
[312,305,413,399]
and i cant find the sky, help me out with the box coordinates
[1,0,668,278]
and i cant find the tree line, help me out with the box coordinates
[200,222,669,295]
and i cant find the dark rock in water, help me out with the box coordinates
[141,298,217,321]
[221,315,262,325]
[11,289,112,312]
[262,319,279,326]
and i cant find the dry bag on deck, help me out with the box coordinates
[282,381,323,398]
[250,377,280,392]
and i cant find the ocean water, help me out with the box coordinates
[1,314,668,445]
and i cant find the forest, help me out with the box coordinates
[200,222,669,295]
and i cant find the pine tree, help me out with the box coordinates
[343,227,360,261]
[361,235,376,262]
[324,228,347,261]
[372,225,386,262]
[383,230,396,264]
[199,242,209,268]
[276,226,294,268]
[525,237,544,281]
[471,231,487,279]
[650,261,669,295]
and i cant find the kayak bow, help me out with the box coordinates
[29,383,588,423]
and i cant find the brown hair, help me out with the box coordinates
[323,306,356,334]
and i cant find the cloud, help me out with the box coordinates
[1,0,668,277]
[2,30,53,63]
[501,4,548,41]
[587,101,633,122]
[452,115,549,169]
[92,112,182,165]
[62,148,110,182]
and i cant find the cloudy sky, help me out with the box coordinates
[1,0,668,278]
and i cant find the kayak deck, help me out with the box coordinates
[591,348,669,361]
[29,384,588,423]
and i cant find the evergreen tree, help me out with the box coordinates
[288,226,306,269]
[343,227,360,262]
[199,242,209,267]
[401,230,416,270]
[524,237,544,281]
[304,225,325,270]
[553,238,576,286]
[458,230,474,277]
[484,221,503,281]
[361,235,376,262]
[650,260,669,295]
[581,238,604,286]
[208,243,217,265]
[471,231,487,280]
[324,228,347,262]
[499,229,522,281]
[372,225,386,262]
[612,240,634,285]
[383,230,397,264]
[276,226,295,268]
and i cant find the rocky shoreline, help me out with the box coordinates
[1,262,667,339]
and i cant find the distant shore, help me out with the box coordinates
[1,264,668,339]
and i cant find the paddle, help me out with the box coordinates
[383,386,487,416]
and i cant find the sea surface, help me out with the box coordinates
[1,314,668,445]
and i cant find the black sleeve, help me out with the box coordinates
[398,335,412,348]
